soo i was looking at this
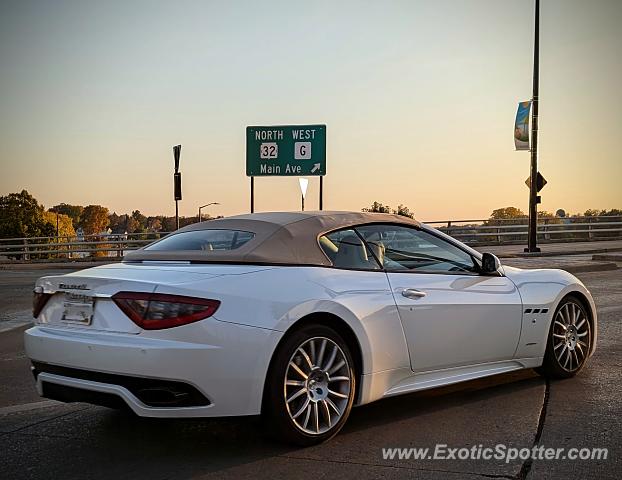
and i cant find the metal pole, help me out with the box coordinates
[250,176,255,213]
[526,0,540,252]
[56,212,59,259]
[319,176,323,210]
[173,144,182,231]
[302,195,305,212]
[175,201,179,230]
[198,202,220,223]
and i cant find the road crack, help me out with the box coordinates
[515,378,550,480]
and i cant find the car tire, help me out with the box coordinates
[535,295,592,379]
[263,324,356,446]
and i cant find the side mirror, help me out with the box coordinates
[481,252,501,274]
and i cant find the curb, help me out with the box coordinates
[503,261,619,274]
[592,254,622,262]
[511,247,622,259]
[561,262,619,274]
[0,320,31,334]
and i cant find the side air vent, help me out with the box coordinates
[524,308,549,314]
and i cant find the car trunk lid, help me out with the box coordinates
[34,262,272,334]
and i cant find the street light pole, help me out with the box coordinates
[198,202,220,222]
[526,0,541,253]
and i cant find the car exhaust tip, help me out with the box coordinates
[135,387,190,407]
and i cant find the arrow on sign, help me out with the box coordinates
[525,172,547,192]
[311,163,321,173]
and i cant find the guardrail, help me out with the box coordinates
[425,215,622,245]
[0,232,170,261]
[0,216,621,261]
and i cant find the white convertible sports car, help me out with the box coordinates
[25,211,597,445]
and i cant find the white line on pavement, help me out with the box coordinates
[0,400,60,415]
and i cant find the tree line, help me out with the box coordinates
[1,190,619,240]
[364,202,621,222]
[0,190,217,239]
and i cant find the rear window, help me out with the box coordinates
[145,229,255,251]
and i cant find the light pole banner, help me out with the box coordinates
[514,101,531,150]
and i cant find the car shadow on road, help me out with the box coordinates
[345,368,542,433]
[32,369,545,479]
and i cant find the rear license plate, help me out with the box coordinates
[61,293,94,325]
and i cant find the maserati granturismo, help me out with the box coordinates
[25,211,597,445]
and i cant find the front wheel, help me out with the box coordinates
[536,296,592,378]
[263,324,356,446]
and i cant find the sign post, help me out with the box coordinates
[298,178,309,211]
[250,176,254,213]
[246,125,326,212]
[527,0,540,252]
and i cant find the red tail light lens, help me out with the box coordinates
[33,287,53,318]
[112,292,220,330]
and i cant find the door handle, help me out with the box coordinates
[401,288,427,299]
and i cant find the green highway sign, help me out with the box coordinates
[246,124,326,176]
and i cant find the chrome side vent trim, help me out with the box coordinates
[524,307,549,314]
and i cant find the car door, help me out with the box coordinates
[355,224,523,373]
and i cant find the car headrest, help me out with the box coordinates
[334,234,370,269]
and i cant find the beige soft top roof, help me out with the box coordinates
[123,211,421,265]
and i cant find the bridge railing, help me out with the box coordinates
[0,232,171,261]
[0,216,621,261]
[425,215,622,245]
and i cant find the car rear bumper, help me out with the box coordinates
[24,320,281,418]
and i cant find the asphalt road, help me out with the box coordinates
[0,267,620,479]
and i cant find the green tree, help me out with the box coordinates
[108,212,124,234]
[537,210,556,218]
[490,207,527,220]
[180,216,199,228]
[81,205,109,235]
[147,217,162,232]
[0,190,54,238]
[131,210,148,232]
[366,201,391,214]
[394,204,414,218]
[50,203,84,227]
[126,216,141,233]
[160,216,177,232]
[583,209,601,217]
[43,211,75,237]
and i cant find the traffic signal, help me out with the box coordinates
[174,172,182,201]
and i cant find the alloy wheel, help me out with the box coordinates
[284,336,352,435]
[552,301,591,372]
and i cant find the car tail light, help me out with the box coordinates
[33,286,53,318]
[111,292,220,330]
